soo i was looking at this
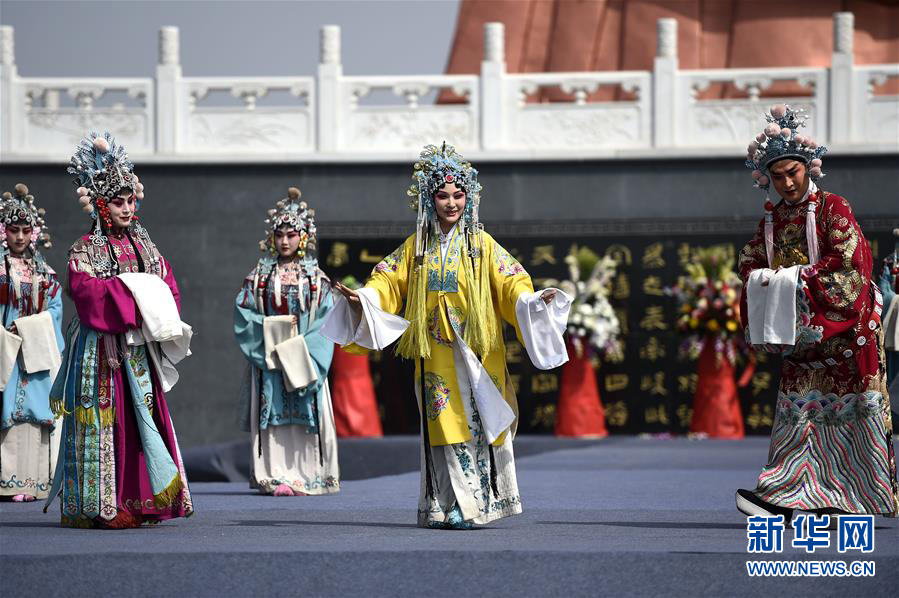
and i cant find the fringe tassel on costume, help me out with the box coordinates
[153,475,183,508]
[51,399,70,417]
[397,229,499,360]
[99,405,115,428]
[74,405,95,426]
[397,255,431,360]
[462,230,498,358]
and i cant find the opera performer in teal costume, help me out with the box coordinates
[234,187,338,496]
[0,183,63,502]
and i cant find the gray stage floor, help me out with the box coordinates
[1,437,897,597]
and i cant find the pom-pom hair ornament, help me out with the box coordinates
[67,131,160,255]
[259,186,316,258]
[67,131,144,220]
[744,104,827,191]
[744,105,827,269]
[0,182,54,259]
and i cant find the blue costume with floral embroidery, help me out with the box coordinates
[234,258,334,432]
[0,182,63,500]
[0,259,63,431]
[233,185,340,496]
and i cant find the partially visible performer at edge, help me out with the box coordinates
[44,132,193,528]
[735,105,898,522]
[234,188,338,497]
[0,184,63,502]
[878,231,899,394]
[322,143,571,529]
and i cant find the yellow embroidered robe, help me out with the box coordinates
[353,228,533,446]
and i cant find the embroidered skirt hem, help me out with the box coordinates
[0,422,58,498]
[249,379,340,496]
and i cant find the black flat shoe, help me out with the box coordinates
[736,489,793,523]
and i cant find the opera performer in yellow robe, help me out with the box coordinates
[322,144,571,529]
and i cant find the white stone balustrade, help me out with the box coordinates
[180,76,314,154]
[676,67,828,148]
[340,74,478,153]
[0,13,895,163]
[506,71,651,151]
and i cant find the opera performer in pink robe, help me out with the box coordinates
[44,132,193,528]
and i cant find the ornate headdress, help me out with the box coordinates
[744,105,828,267]
[397,143,497,360]
[67,131,145,234]
[259,186,316,259]
[0,183,54,309]
[66,132,164,278]
[0,183,51,248]
[407,142,482,231]
[0,182,52,272]
[745,104,827,190]
[250,187,323,315]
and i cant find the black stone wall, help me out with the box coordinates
[1,154,896,446]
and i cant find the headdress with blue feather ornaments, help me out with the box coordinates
[0,183,53,273]
[744,104,828,268]
[396,143,498,361]
[407,142,482,243]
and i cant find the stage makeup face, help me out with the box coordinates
[274,225,302,258]
[768,158,809,204]
[107,190,136,230]
[5,223,32,256]
[433,182,466,233]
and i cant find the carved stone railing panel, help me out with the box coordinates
[506,72,651,149]
[14,78,153,156]
[340,75,477,152]
[855,65,899,144]
[678,68,827,147]
[179,77,314,153]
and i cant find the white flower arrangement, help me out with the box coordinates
[546,246,623,360]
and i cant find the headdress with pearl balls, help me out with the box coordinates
[259,186,316,259]
[744,104,827,268]
[0,183,53,280]
[250,186,322,316]
[67,132,145,237]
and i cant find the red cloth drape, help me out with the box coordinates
[555,341,608,437]
[329,347,383,437]
[690,337,745,439]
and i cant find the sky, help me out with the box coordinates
[0,0,461,77]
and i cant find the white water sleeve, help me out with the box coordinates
[320,287,409,350]
[514,288,572,370]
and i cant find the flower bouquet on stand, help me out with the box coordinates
[329,275,383,437]
[547,246,623,437]
[669,246,750,438]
